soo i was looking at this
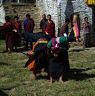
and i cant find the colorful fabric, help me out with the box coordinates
[25,38,48,72]
[73,22,80,40]
[47,35,68,54]
[86,0,95,5]
[68,22,80,42]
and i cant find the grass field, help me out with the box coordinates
[0,40,95,96]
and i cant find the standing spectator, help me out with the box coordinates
[23,14,35,49]
[82,17,90,48]
[2,16,14,53]
[40,14,48,33]
[12,16,22,50]
[60,18,70,36]
[45,14,55,38]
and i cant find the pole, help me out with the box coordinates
[17,0,20,3]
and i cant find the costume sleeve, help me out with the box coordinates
[60,36,67,44]
[47,40,52,48]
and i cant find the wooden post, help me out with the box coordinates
[17,0,20,3]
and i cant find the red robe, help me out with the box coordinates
[60,22,69,36]
[12,20,22,47]
[3,22,14,51]
[45,20,55,38]
[12,20,21,32]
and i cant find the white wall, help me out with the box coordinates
[36,0,92,36]
[36,0,58,36]
[60,0,92,25]
[0,4,5,25]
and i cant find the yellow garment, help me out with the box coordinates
[86,0,95,5]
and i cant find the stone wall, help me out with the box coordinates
[36,0,92,36]
[36,0,58,36]
[3,3,41,32]
[3,0,92,36]
[0,4,5,25]
[59,0,93,46]
[60,0,92,28]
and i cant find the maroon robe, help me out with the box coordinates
[60,22,69,36]
[45,20,55,38]
[12,20,22,48]
[3,22,14,51]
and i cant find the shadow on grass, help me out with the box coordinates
[0,90,8,96]
[36,75,49,80]
[69,48,89,52]
[67,68,95,81]
[0,62,11,66]
[13,47,29,53]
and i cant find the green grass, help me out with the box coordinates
[0,40,95,96]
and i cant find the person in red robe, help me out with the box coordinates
[45,14,55,38]
[12,16,22,50]
[3,16,14,53]
[60,18,70,36]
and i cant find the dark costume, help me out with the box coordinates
[25,38,48,73]
[23,32,50,45]
[40,19,48,33]
[47,34,70,79]
[45,20,55,38]
[3,21,14,51]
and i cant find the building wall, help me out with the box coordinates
[36,0,92,36]
[3,3,41,32]
[36,0,58,36]
[0,4,5,25]
[3,0,92,36]
[60,0,92,26]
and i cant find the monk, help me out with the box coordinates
[12,16,22,50]
[40,14,48,33]
[60,18,70,36]
[2,16,14,53]
[45,14,55,38]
